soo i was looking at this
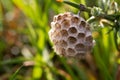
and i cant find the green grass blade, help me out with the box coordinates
[9,65,24,80]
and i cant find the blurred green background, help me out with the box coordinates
[0,0,120,80]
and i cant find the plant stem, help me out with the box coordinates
[99,14,115,21]
[63,1,117,22]
[114,30,120,52]
[63,1,91,13]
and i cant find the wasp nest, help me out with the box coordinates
[48,12,94,58]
